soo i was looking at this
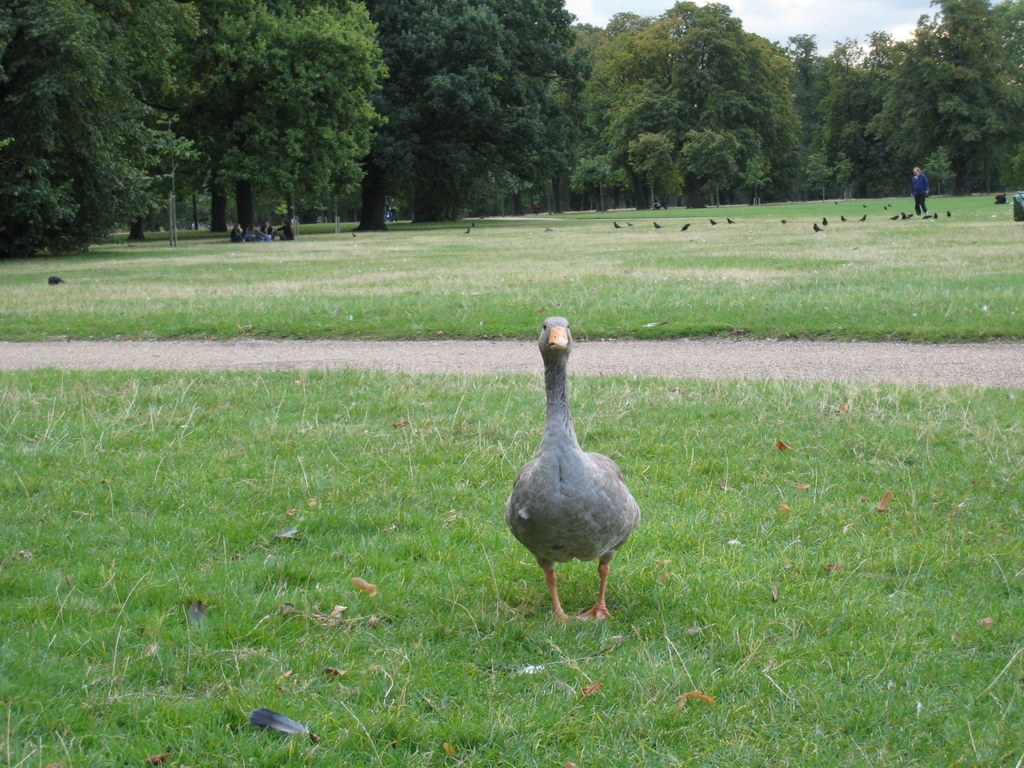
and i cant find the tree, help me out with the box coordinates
[627,132,675,207]
[804,150,831,200]
[820,34,900,197]
[923,146,955,195]
[0,0,195,257]
[743,154,772,204]
[875,0,1022,192]
[178,0,384,230]
[357,0,579,228]
[678,129,740,206]
[586,2,800,208]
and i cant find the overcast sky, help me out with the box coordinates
[565,0,936,53]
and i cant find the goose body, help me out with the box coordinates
[505,317,640,620]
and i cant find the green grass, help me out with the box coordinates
[2,369,1022,766]
[1,195,1021,342]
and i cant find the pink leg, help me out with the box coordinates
[544,566,570,622]
[579,560,612,621]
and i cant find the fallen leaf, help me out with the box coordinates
[566,762,581,768]
[779,502,791,514]
[352,577,378,596]
[307,497,319,507]
[442,742,456,757]
[776,439,791,451]
[274,526,300,539]
[323,667,347,676]
[644,321,668,327]
[678,690,716,707]
[795,483,811,490]
[581,681,603,696]
[143,754,171,765]
[824,564,842,572]
[390,420,410,429]
[311,605,349,627]
[876,490,893,513]
[770,583,780,602]
[980,617,995,629]
[838,403,851,414]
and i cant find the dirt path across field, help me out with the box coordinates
[1,338,1021,389]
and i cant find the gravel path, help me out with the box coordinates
[1,338,1021,388]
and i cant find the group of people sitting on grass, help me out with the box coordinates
[230,219,294,243]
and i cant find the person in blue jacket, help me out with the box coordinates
[911,166,930,216]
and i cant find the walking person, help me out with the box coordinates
[911,166,930,216]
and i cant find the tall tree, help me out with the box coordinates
[875,0,1021,192]
[178,0,384,230]
[357,0,579,228]
[587,2,800,208]
[0,0,195,257]
[820,33,900,197]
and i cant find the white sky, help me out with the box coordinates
[565,0,935,53]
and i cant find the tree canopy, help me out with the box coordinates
[3,0,1024,256]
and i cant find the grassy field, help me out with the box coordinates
[1,195,1021,342]
[1,369,1021,766]
[1,197,1022,766]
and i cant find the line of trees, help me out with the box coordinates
[2,0,1023,257]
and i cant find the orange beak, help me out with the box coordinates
[547,326,569,350]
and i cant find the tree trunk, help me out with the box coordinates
[235,179,255,228]
[210,183,228,232]
[357,158,388,231]
[128,217,146,240]
[631,172,648,210]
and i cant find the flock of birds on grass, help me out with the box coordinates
[607,207,952,233]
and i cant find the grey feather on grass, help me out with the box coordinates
[249,708,320,742]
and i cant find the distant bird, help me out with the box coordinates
[813,222,822,232]
[890,214,900,220]
[946,211,952,218]
[505,317,641,622]
[544,227,554,232]
[780,219,787,224]
[625,222,633,227]
[47,276,65,285]
[859,214,867,222]
[841,215,847,222]
[884,204,890,210]
[653,221,662,228]
[680,223,691,231]
[900,212,909,220]
[352,232,357,237]
[464,226,472,234]
[821,217,828,226]
[726,217,735,224]
[709,219,717,225]
[613,221,622,229]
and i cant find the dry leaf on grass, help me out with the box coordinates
[352,577,378,596]
[442,742,456,757]
[776,439,791,451]
[581,681,603,696]
[980,617,995,629]
[311,605,349,627]
[876,490,893,513]
[143,754,171,765]
[274,526,300,540]
[678,690,716,708]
